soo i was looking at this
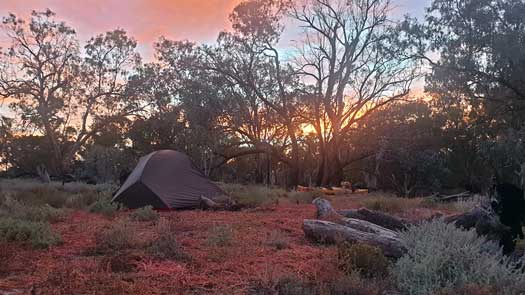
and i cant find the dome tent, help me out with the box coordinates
[112,150,225,209]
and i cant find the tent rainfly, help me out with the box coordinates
[112,150,225,209]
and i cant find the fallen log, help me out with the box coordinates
[303,219,406,258]
[308,198,514,256]
[431,191,472,202]
[308,198,406,258]
[339,208,409,231]
[314,197,409,231]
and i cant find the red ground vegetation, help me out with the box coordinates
[0,196,453,294]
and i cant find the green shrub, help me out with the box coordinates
[337,242,389,278]
[1,197,67,223]
[206,225,233,247]
[130,206,159,222]
[65,192,107,209]
[89,198,120,217]
[288,190,323,204]
[249,274,384,295]
[93,220,137,254]
[0,217,62,249]
[392,219,525,295]
[217,183,286,207]
[149,219,189,260]
[360,196,418,213]
[10,187,70,208]
[265,230,290,250]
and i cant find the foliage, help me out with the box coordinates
[130,205,159,222]
[337,242,389,279]
[0,217,62,249]
[89,198,121,217]
[264,230,290,250]
[206,225,234,247]
[392,219,525,295]
[360,195,420,213]
[287,190,323,204]
[217,183,286,207]
[93,220,137,254]
[249,273,385,295]
[0,196,67,223]
[148,219,189,260]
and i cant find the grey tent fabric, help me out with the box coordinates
[112,150,224,209]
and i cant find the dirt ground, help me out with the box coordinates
[0,194,449,295]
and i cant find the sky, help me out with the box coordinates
[0,0,431,60]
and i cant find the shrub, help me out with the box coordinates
[287,190,323,204]
[65,191,107,209]
[217,183,286,207]
[337,242,389,278]
[149,219,189,260]
[10,187,70,208]
[392,219,525,295]
[89,198,120,217]
[206,225,233,247]
[93,221,137,254]
[0,217,62,249]
[1,196,67,223]
[249,274,384,295]
[100,251,142,273]
[360,195,419,213]
[265,230,290,250]
[130,206,159,222]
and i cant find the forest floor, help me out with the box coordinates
[0,189,460,295]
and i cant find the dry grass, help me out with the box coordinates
[217,182,287,207]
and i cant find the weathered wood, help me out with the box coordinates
[339,208,409,231]
[313,197,341,219]
[431,191,472,202]
[308,198,514,257]
[303,219,406,258]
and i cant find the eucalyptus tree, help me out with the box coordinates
[0,10,145,176]
[202,0,307,186]
[292,0,419,185]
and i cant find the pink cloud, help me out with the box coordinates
[0,0,241,59]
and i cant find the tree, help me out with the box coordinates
[0,10,144,177]
[293,0,419,185]
[412,0,525,129]
[203,0,306,186]
[0,116,13,172]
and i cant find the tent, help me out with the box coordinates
[112,150,225,209]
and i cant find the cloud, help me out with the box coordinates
[0,0,241,59]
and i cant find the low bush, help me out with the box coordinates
[337,242,389,278]
[0,217,62,249]
[92,221,137,254]
[149,219,189,260]
[392,219,525,295]
[206,224,233,247]
[89,198,120,217]
[287,190,323,204]
[100,251,142,273]
[249,274,385,295]
[360,195,419,213]
[10,187,70,208]
[217,183,287,207]
[0,197,67,223]
[265,230,290,250]
[130,206,159,222]
[65,191,107,209]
